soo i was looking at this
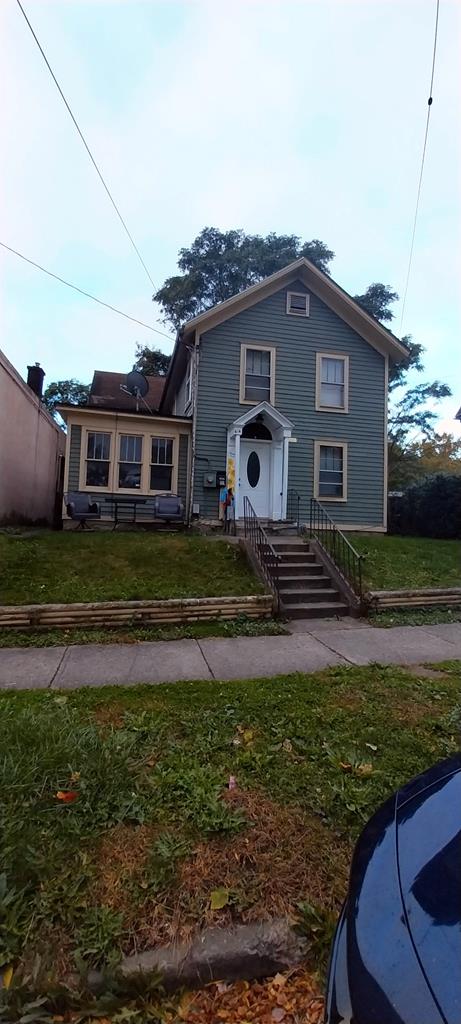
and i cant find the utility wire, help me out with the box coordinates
[15,0,157,292]
[400,0,440,332]
[0,241,173,339]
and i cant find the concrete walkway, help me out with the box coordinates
[0,618,460,690]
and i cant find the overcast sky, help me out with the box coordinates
[1,0,460,434]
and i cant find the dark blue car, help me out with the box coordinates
[325,754,461,1024]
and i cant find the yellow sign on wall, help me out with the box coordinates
[227,456,235,489]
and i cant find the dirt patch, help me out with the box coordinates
[182,967,324,1024]
[331,690,365,711]
[19,924,74,988]
[405,665,451,680]
[390,697,441,725]
[92,823,158,914]
[92,704,126,730]
[131,790,350,955]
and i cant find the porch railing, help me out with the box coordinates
[286,488,301,531]
[309,497,364,600]
[243,496,281,610]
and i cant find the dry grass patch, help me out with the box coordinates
[182,968,324,1024]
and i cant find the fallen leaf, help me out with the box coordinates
[210,888,230,910]
[242,729,254,744]
[56,791,78,802]
[228,775,237,790]
[2,966,13,989]
[69,771,81,783]
[272,1008,286,1021]
[178,991,194,1019]
[54,696,68,706]
[282,739,293,753]
[272,973,286,988]
[357,763,373,777]
[339,762,352,772]
[366,743,378,751]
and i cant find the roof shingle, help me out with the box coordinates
[89,370,165,412]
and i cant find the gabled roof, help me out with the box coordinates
[160,257,408,411]
[89,370,165,413]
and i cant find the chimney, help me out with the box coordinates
[27,362,45,399]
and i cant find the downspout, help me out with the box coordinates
[187,329,200,526]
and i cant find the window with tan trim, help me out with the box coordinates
[150,437,174,491]
[286,291,310,316]
[314,440,348,502]
[85,431,111,487]
[118,434,143,489]
[315,353,349,412]
[239,344,276,405]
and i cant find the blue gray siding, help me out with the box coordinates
[177,433,189,506]
[67,425,81,491]
[194,281,385,525]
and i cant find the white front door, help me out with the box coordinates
[239,441,271,518]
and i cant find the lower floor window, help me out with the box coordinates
[118,435,143,488]
[86,431,111,487]
[150,437,173,490]
[315,441,347,500]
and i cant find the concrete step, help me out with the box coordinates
[281,601,349,619]
[276,551,316,564]
[280,588,339,604]
[277,561,322,575]
[277,574,330,589]
[271,540,310,552]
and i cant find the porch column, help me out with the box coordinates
[282,430,291,520]
[234,428,242,518]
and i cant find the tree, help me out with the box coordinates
[43,379,90,418]
[353,283,399,323]
[134,344,171,377]
[153,227,335,329]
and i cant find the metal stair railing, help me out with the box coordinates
[243,496,281,611]
[309,497,363,599]
[286,488,301,531]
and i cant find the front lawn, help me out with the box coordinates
[1,661,459,1015]
[351,533,461,590]
[0,531,261,605]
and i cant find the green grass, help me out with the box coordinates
[0,531,261,605]
[351,533,461,591]
[0,616,287,648]
[370,606,461,628]
[1,660,459,1013]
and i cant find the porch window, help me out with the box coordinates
[240,345,275,404]
[86,432,111,487]
[316,353,349,412]
[150,437,173,490]
[118,434,143,489]
[314,441,347,501]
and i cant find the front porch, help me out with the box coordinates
[227,401,295,522]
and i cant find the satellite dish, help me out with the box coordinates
[125,369,149,398]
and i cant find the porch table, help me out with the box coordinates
[105,495,148,529]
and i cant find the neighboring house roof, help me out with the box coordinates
[160,256,409,412]
[456,406,461,421]
[89,370,165,413]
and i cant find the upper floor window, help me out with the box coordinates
[286,291,310,317]
[316,353,349,413]
[314,440,348,502]
[150,437,173,491]
[86,431,111,487]
[118,434,142,489]
[240,344,276,405]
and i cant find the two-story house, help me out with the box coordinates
[160,256,407,532]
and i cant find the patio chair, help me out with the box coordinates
[153,494,184,523]
[65,492,101,530]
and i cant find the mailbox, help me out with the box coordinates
[216,471,226,488]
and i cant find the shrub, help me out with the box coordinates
[389,474,461,538]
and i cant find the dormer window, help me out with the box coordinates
[286,291,310,317]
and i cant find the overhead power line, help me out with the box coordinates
[400,0,440,332]
[15,0,157,292]
[0,241,173,339]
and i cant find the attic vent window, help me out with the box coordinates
[286,291,310,317]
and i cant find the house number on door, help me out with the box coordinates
[247,451,260,487]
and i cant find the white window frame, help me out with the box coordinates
[314,439,348,503]
[286,291,310,317]
[185,359,192,408]
[117,433,144,492]
[239,343,276,406]
[315,352,349,413]
[149,435,177,493]
[83,429,113,491]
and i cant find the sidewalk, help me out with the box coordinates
[1,618,461,690]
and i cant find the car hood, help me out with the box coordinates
[327,754,461,1024]
[396,759,461,1024]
